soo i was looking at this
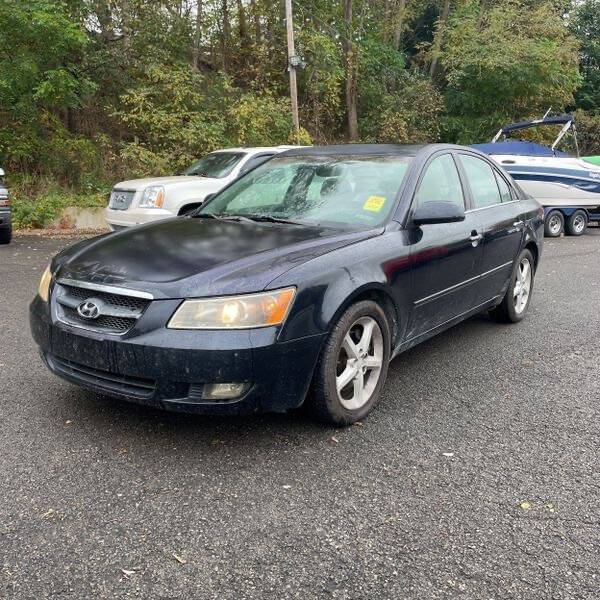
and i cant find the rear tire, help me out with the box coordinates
[565,210,587,236]
[544,210,564,237]
[0,226,11,245]
[307,300,391,426]
[489,249,535,323]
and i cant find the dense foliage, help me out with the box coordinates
[0,0,598,222]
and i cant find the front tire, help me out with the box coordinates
[544,210,564,237]
[307,300,391,426]
[489,249,535,323]
[565,210,587,236]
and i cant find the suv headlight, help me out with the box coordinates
[139,186,165,208]
[168,288,295,329]
[38,265,52,302]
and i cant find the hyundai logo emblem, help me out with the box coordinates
[77,300,100,320]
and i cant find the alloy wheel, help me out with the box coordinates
[335,316,384,410]
[513,257,532,314]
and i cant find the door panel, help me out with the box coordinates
[406,214,483,339]
[457,154,525,305]
[473,203,524,304]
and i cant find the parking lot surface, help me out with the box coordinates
[1,230,599,599]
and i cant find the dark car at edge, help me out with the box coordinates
[30,144,544,425]
[0,167,11,245]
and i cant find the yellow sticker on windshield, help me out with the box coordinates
[363,195,386,212]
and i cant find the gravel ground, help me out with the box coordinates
[1,230,599,599]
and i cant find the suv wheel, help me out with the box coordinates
[308,300,390,426]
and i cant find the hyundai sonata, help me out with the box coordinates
[30,144,543,425]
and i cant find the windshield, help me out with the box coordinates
[182,152,245,178]
[198,154,413,229]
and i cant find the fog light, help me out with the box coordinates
[203,383,251,400]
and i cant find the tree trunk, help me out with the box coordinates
[393,0,406,49]
[343,0,359,141]
[221,0,231,69]
[250,0,261,44]
[193,0,203,69]
[236,0,249,48]
[429,0,451,79]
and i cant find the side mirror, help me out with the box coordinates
[412,201,465,226]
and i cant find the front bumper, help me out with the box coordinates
[30,294,325,415]
[105,206,173,230]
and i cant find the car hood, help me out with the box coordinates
[54,218,382,298]
[114,176,222,190]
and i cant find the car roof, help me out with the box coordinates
[211,146,304,154]
[276,143,481,157]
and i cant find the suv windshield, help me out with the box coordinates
[182,152,245,178]
[198,154,413,229]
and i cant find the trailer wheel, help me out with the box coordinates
[565,210,588,236]
[544,210,564,237]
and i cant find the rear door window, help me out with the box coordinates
[495,172,513,202]
[460,155,501,209]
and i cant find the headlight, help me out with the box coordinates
[168,288,296,329]
[38,265,52,302]
[139,186,165,208]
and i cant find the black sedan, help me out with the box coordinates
[30,144,543,425]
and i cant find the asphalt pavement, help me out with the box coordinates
[1,230,599,599]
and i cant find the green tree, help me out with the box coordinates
[570,0,600,111]
[440,0,581,142]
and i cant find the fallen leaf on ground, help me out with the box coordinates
[41,508,55,519]
[172,553,187,565]
[520,501,531,510]
[120,569,136,578]
[328,436,339,445]
[442,452,454,457]
[282,484,292,490]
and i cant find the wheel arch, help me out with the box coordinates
[524,240,539,270]
[326,284,402,350]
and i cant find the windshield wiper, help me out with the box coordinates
[192,212,224,220]
[230,213,313,226]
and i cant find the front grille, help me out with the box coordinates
[55,282,151,335]
[108,189,135,210]
[48,354,156,399]
[62,284,148,311]
[61,305,137,334]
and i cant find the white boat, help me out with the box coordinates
[473,114,600,209]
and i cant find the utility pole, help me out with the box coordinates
[285,0,300,143]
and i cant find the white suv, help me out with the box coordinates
[105,146,299,230]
